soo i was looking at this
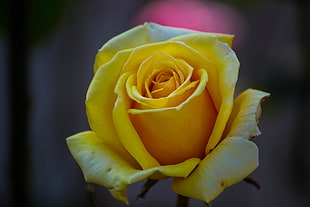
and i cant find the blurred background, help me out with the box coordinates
[1,0,309,206]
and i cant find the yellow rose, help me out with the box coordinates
[67,23,269,204]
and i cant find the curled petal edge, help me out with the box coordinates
[171,89,269,202]
[171,137,259,203]
[66,131,200,204]
[170,34,240,153]
[94,22,233,73]
[225,88,270,139]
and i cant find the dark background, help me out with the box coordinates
[1,0,309,206]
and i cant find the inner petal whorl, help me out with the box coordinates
[136,52,192,98]
[151,72,178,98]
[129,52,199,109]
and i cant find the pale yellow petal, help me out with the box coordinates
[170,32,234,48]
[170,34,238,110]
[66,131,155,203]
[171,137,259,203]
[85,50,138,166]
[121,41,215,75]
[172,35,240,153]
[224,89,270,139]
[155,158,201,178]
[94,22,202,72]
[109,189,128,204]
[67,131,201,203]
[204,39,239,153]
[113,72,160,169]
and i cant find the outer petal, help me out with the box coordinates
[171,34,238,110]
[113,72,160,169]
[94,22,234,72]
[66,131,201,203]
[171,137,259,203]
[121,41,216,75]
[66,131,155,204]
[171,34,240,153]
[170,33,234,51]
[86,50,138,166]
[94,22,198,72]
[224,89,270,139]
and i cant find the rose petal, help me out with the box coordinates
[66,131,201,203]
[205,38,240,153]
[126,52,198,109]
[171,137,259,203]
[154,157,201,178]
[109,189,128,204]
[86,50,138,166]
[87,34,219,169]
[129,70,217,165]
[171,34,240,153]
[113,71,201,169]
[121,40,217,107]
[94,22,203,73]
[66,131,153,204]
[170,88,270,202]
[223,89,270,139]
[170,32,235,48]
[127,73,199,109]
[136,52,193,98]
[122,41,215,75]
[170,33,238,110]
[113,72,160,169]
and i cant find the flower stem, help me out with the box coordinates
[137,179,158,199]
[205,202,212,207]
[86,184,96,207]
[176,195,189,207]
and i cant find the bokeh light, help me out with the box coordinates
[132,0,247,47]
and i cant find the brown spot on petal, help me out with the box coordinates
[220,180,225,188]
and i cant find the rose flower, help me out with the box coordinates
[67,23,269,204]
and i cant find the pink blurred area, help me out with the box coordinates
[132,0,247,47]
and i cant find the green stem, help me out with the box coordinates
[176,195,189,207]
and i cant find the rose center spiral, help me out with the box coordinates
[150,70,180,98]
